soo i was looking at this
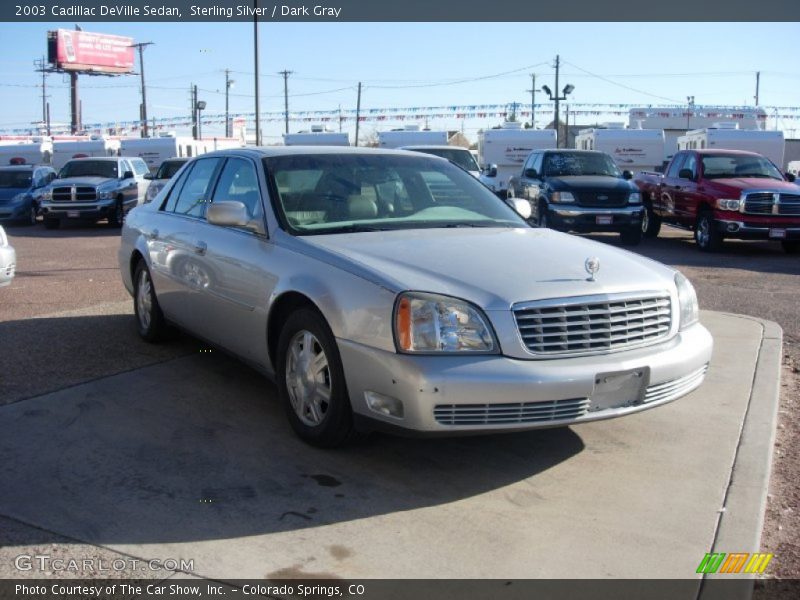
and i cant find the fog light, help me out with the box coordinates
[365,391,404,419]
[726,222,741,232]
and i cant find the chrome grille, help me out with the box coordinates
[51,186,97,202]
[575,191,628,208]
[434,398,589,426]
[514,293,672,356]
[643,365,708,404]
[742,192,800,216]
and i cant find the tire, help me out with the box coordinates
[276,308,355,448]
[641,204,661,238]
[782,240,800,255]
[695,211,724,252]
[25,205,37,226]
[538,203,550,229]
[133,260,168,342]
[44,218,60,230]
[108,198,124,228]
[620,226,643,246]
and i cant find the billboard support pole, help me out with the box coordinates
[70,72,79,134]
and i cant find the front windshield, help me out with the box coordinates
[410,148,480,172]
[264,153,527,235]
[156,160,187,179]
[0,170,32,188]
[59,160,118,179]
[701,154,784,180]
[543,152,622,177]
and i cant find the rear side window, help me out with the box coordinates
[168,158,223,218]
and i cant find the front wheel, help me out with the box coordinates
[133,260,168,342]
[782,240,800,255]
[538,203,550,229]
[695,211,723,252]
[108,198,125,228]
[25,205,37,226]
[642,205,661,238]
[276,308,355,448]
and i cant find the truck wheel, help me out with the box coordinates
[133,260,168,342]
[44,218,60,230]
[276,308,355,448]
[620,226,643,246]
[782,240,800,255]
[538,203,550,229]
[642,205,661,238]
[695,211,723,252]
[108,198,124,228]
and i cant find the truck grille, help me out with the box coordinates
[434,398,589,426]
[514,293,672,356]
[742,192,800,216]
[575,191,629,208]
[51,186,97,202]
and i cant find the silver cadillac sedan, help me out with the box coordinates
[119,147,713,447]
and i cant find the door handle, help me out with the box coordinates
[193,241,207,255]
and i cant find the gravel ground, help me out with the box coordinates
[0,221,797,578]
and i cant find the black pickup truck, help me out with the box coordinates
[507,149,645,245]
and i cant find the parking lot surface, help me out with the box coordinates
[0,222,796,581]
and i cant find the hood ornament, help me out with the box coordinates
[585,257,600,282]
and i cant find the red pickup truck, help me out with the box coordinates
[635,149,800,253]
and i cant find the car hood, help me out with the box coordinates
[297,227,676,310]
[546,175,634,191]
[49,177,114,187]
[704,178,800,194]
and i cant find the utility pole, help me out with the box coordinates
[554,55,560,147]
[338,104,342,132]
[540,56,574,148]
[527,73,536,128]
[565,104,570,147]
[34,57,49,134]
[192,85,198,140]
[686,95,695,130]
[253,0,261,146]
[755,71,760,106]
[354,82,362,147]
[224,69,234,137]
[279,69,293,135]
[69,72,80,134]
[131,42,154,137]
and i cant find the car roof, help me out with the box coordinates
[691,149,764,157]
[198,146,431,159]
[399,145,469,151]
[0,164,37,171]
[67,156,123,162]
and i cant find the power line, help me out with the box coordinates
[562,60,681,103]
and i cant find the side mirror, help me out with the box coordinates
[123,171,135,179]
[144,173,154,180]
[786,172,796,183]
[524,168,538,179]
[506,198,532,220]
[485,164,498,178]
[622,170,633,180]
[207,201,264,234]
[678,168,694,181]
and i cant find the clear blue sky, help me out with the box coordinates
[1,22,799,142]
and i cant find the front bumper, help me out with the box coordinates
[339,322,713,434]
[549,205,644,232]
[40,199,116,220]
[715,219,800,241]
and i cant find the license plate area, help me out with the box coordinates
[589,367,649,412]
[67,211,80,218]
[769,228,787,239]
[596,215,613,225]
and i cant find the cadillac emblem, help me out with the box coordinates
[585,257,600,281]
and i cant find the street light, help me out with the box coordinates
[196,99,206,139]
[540,82,575,148]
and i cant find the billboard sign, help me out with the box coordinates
[48,29,135,74]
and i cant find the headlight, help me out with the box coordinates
[551,191,575,203]
[98,190,114,200]
[716,198,741,211]
[675,272,699,330]
[41,189,52,201]
[145,183,162,203]
[394,292,498,353]
[628,192,642,204]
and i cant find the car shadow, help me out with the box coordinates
[0,313,585,547]
[5,221,121,239]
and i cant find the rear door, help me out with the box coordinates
[657,152,687,217]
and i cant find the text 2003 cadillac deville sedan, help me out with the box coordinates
[119,147,713,447]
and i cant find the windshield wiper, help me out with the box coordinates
[314,224,391,234]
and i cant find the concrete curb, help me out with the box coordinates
[699,314,783,600]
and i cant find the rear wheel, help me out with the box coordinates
[782,240,800,255]
[43,217,60,230]
[695,211,723,252]
[276,308,355,448]
[133,260,168,342]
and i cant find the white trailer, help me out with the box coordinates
[575,127,665,173]
[377,126,448,149]
[0,139,53,166]
[477,122,556,194]
[51,136,121,170]
[678,124,785,167]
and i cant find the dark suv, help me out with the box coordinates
[507,149,645,245]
